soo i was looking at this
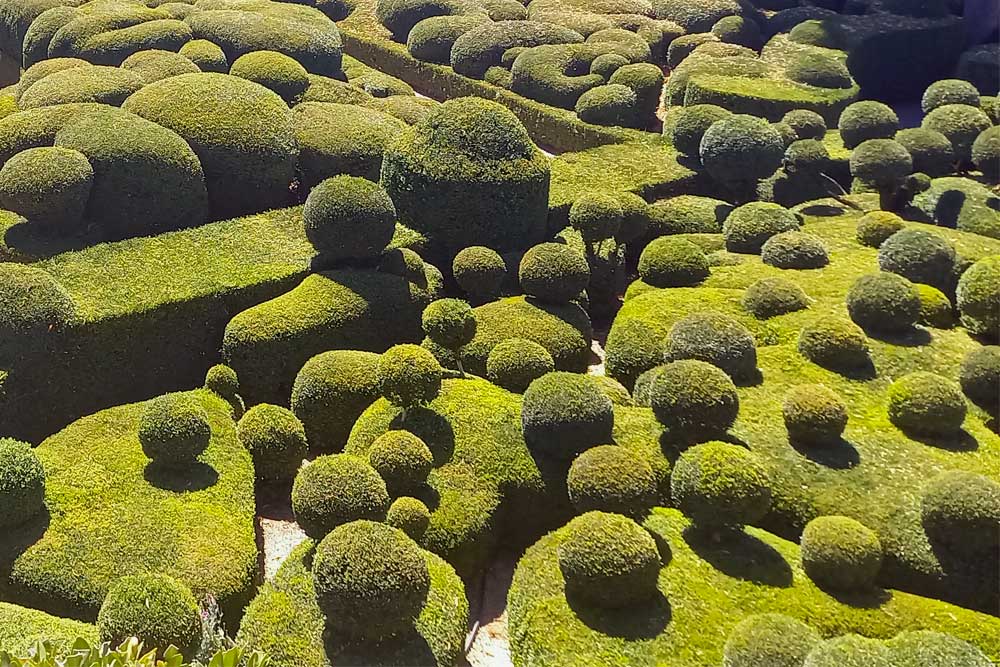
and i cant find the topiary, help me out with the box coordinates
[761,231,829,269]
[957,255,1000,340]
[377,344,443,414]
[723,613,821,667]
[569,192,622,247]
[291,454,390,538]
[700,114,785,198]
[800,516,883,591]
[0,146,93,235]
[452,246,506,303]
[17,65,144,109]
[303,175,396,265]
[649,359,739,440]
[422,298,476,375]
[608,63,663,126]
[856,211,905,247]
[959,345,1000,413]
[920,470,1000,559]
[782,109,827,140]
[670,441,771,530]
[787,52,853,89]
[178,39,228,73]
[566,445,657,518]
[97,574,202,658]
[385,495,431,540]
[378,247,427,285]
[575,83,639,127]
[0,438,45,529]
[138,394,211,466]
[638,236,710,288]
[838,101,899,149]
[485,337,555,393]
[368,430,434,496]
[895,128,955,177]
[711,15,762,49]
[782,139,830,175]
[788,19,839,48]
[556,511,661,608]
[663,311,757,381]
[590,375,633,406]
[849,139,913,209]
[522,371,614,460]
[742,276,809,319]
[878,228,956,292]
[313,520,430,639]
[888,630,993,667]
[0,264,76,358]
[915,283,954,329]
[782,384,848,445]
[921,103,993,163]
[798,317,870,371]
[230,50,309,105]
[846,272,922,334]
[670,103,731,156]
[121,49,200,84]
[723,202,801,254]
[407,15,490,64]
[237,404,308,482]
[518,242,590,304]
[804,634,893,667]
[204,364,239,400]
[887,371,967,437]
[971,126,1000,182]
[922,79,981,113]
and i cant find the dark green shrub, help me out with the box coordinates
[486,337,555,392]
[121,49,199,83]
[670,441,771,529]
[291,454,390,538]
[0,146,92,235]
[612,191,650,244]
[567,444,657,518]
[18,65,143,109]
[312,520,430,639]
[800,516,882,590]
[849,139,913,206]
[377,344,443,412]
[638,237,710,287]
[787,52,852,89]
[138,394,211,465]
[878,228,956,292]
[0,438,45,529]
[378,247,427,284]
[855,210,905,247]
[895,127,955,177]
[920,470,1000,558]
[204,364,239,399]
[788,19,840,48]
[959,345,1000,413]
[406,14,489,63]
[957,255,1000,339]
[649,359,739,439]
[570,192,622,245]
[798,317,870,371]
[0,264,76,355]
[846,272,921,333]
[303,175,396,263]
[178,39,228,72]
[723,202,801,254]
[522,371,614,460]
[723,614,820,667]
[711,15,762,49]
[230,50,309,105]
[972,126,1000,182]
[237,404,308,482]
[664,311,757,381]
[654,0,743,32]
[887,371,967,436]
[804,635,893,667]
[782,109,827,140]
[670,103,731,156]
[97,574,202,658]
[921,103,993,163]
[452,246,506,303]
[761,231,829,269]
[700,115,785,196]
[590,52,628,78]
[385,495,431,540]
[608,63,663,124]
[557,511,661,608]
[632,364,666,407]
[921,79,981,114]
[422,298,476,372]
[783,139,830,175]
[450,20,584,78]
[575,83,638,127]
[376,0,468,40]
[591,374,632,406]
[15,58,88,103]
[368,430,433,495]
[888,630,993,667]
[519,242,590,303]
[783,384,847,445]
[742,276,809,319]
[838,101,899,149]
[771,121,798,149]
[666,33,719,69]
[915,283,954,329]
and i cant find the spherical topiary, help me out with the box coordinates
[895,127,955,177]
[846,272,922,333]
[518,242,590,303]
[567,445,657,518]
[878,228,956,291]
[204,364,239,399]
[452,246,506,302]
[887,371,967,437]
[782,109,827,140]
[237,404,308,482]
[700,114,785,192]
[313,520,430,639]
[385,496,431,540]
[291,454,390,538]
[920,470,1000,558]
[856,211,905,247]
[838,101,899,149]
[888,630,993,667]
[590,52,628,79]
[522,371,614,460]
[957,255,1000,339]
[723,613,821,667]
[772,121,798,149]
[711,15,762,49]
[612,191,651,244]
[782,139,830,175]
[649,359,739,439]
[670,441,771,529]
[557,511,661,608]
[665,311,758,381]
[798,317,870,371]
[800,516,883,591]
[377,344,443,412]
[179,39,228,73]
[0,146,93,235]
[638,237,710,287]
[422,298,476,352]
[761,231,829,269]
[303,175,396,263]
[670,104,731,156]
[786,52,852,89]
[804,634,893,667]
[723,202,801,254]
[782,384,848,445]
[959,345,1000,413]
[575,83,639,127]
[486,337,555,392]
[742,277,810,319]
[368,430,434,496]
[921,103,993,163]
[915,283,954,329]
[0,438,45,529]
[569,192,622,244]
[971,126,1000,182]
[849,139,912,193]
[138,394,211,466]
[97,574,202,658]
[922,79,981,114]
[230,50,309,105]
[0,265,76,357]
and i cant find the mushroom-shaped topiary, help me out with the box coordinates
[522,371,614,460]
[761,231,829,269]
[922,79,981,113]
[368,430,434,496]
[956,255,1000,340]
[649,359,739,440]
[972,126,1000,182]
[422,298,476,376]
[385,495,431,540]
[670,441,771,530]
[855,211,905,248]
[895,128,955,177]
[922,103,992,163]
[700,114,784,200]
[518,242,590,304]
[303,175,397,265]
[846,272,922,334]
[0,146,93,235]
[878,228,956,292]
[237,404,308,482]
[742,277,809,319]
[800,516,883,591]
[570,192,623,250]
[556,511,661,608]
[486,337,555,393]
[782,109,827,140]
[723,614,820,667]
[959,345,1000,413]
[798,317,870,371]
[920,471,1000,559]
[291,454,390,538]
[0,438,45,529]
[887,371,967,437]
[849,139,912,210]
[377,344,443,417]
[97,574,202,659]
[313,520,430,640]
[670,104,731,156]
[782,384,848,445]
[452,246,506,303]
[723,202,801,254]
[838,101,899,149]
[638,237,710,287]
[664,311,757,381]
[567,445,657,519]
[138,394,211,466]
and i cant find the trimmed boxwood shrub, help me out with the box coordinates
[204,364,239,400]
[522,371,614,460]
[376,0,468,40]
[838,101,899,149]
[887,371,967,437]
[956,255,1000,339]
[783,384,848,445]
[920,470,1000,559]
[378,344,443,412]
[368,430,434,496]
[771,121,798,149]
[138,393,211,466]
[590,52,628,78]
[237,404,308,482]
[570,192,622,245]
[313,520,430,639]
[179,39,228,72]
[0,438,45,529]
[787,52,852,89]
[761,231,829,269]
[711,15,762,49]
[895,127,955,177]
[664,311,757,381]
[916,283,955,329]
[291,454,390,538]
[452,246,506,303]
[782,109,827,140]
[486,337,555,393]
[742,277,809,319]
[877,228,956,292]
[972,126,1000,182]
[959,345,1000,413]
[422,298,476,363]
[849,139,912,201]
[783,139,830,175]
[519,242,590,303]
[556,511,661,608]
[231,50,309,105]
[121,49,200,84]
[450,20,584,78]
[846,272,921,333]
[723,202,801,254]
[97,574,202,658]
[638,237,710,287]
[798,317,870,371]
[575,83,638,127]
[386,495,431,540]
[670,441,771,529]
[700,115,785,196]
[670,104,731,156]
[303,175,396,263]
[888,630,993,667]
[800,516,883,591]
[567,444,657,518]
[804,635,893,667]
[921,103,992,163]
[649,359,739,439]
[18,65,144,109]
[0,145,93,235]
[922,79,981,113]
[856,211,905,248]
[723,614,821,667]
[407,15,489,63]
[608,63,663,124]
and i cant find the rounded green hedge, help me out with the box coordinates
[877,228,956,292]
[121,49,200,84]
[97,573,202,658]
[782,109,827,140]
[959,345,999,413]
[895,127,955,177]
[783,139,830,175]
[522,371,614,460]
[920,470,1000,559]
[797,316,870,371]
[567,444,657,518]
[957,255,1000,339]
[855,211,905,248]
[922,79,981,114]
[887,371,967,437]
[782,383,848,445]
[422,298,476,351]
[638,236,710,287]
[723,202,801,254]
[237,403,308,482]
[670,103,731,156]
[670,441,771,530]
[0,264,76,354]
[519,242,590,304]
[303,175,396,263]
[915,283,955,329]
[18,65,144,109]
[570,192,622,245]
[452,246,506,302]
[649,359,739,440]
[0,146,93,235]
[407,15,490,64]
[291,454,390,538]
[377,344,443,411]
[838,101,899,149]
[849,138,912,193]
[138,393,212,466]
[711,15,762,49]
[230,50,309,105]
[742,276,809,319]
[723,613,820,667]
[575,83,638,127]
[664,311,757,381]
[0,438,45,529]
[922,103,992,163]
[972,126,1000,181]
[846,271,922,333]
[787,52,852,89]
[204,364,240,400]
[761,231,829,269]
[700,114,785,191]
[178,39,228,73]
[486,337,555,393]
[368,430,434,496]
[800,515,883,591]
[386,495,432,540]
[888,630,993,667]
[803,634,893,667]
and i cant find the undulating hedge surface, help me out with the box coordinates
[0,602,97,653]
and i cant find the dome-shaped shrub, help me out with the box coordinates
[138,394,211,465]
[700,114,785,193]
[385,496,431,540]
[959,345,1000,413]
[787,52,852,89]
[877,228,955,291]
[179,39,228,73]
[486,337,555,392]
[204,364,239,399]
[888,630,993,667]
[972,126,1000,181]
[921,470,1000,558]
[422,298,476,352]
[557,511,661,608]
[569,192,622,244]
[800,516,883,590]
[895,127,955,177]
[638,237,710,287]
[649,360,739,439]
[313,520,430,639]
[664,312,757,381]
[723,613,820,667]
[291,454,390,538]
[838,101,899,149]
[723,202,801,254]
[849,139,912,192]
[368,430,434,495]
[783,384,848,445]
[567,445,657,518]
[97,574,202,658]
[0,146,93,235]
[0,438,45,529]
[915,283,954,329]
[804,634,893,667]
[237,404,308,482]
[711,15,762,49]
[522,371,614,460]
[230,50,309,104]
[846,272,921,333]
[783,139,830,175]
[782,109,827,140]
[452,246,506,302]
[377,344,443,412]
[303,175,396,263]
[957,255,1000,339]
[922,103,993,163]
[590,53,628,78]
[518,242,590,303]
[761,231,829,269]
[798,317,870,371]
[922,79,981,113]
[575,84,639,127]
[855,211,905,248]
[887,371,967,436]
[671,104,731,156]
[0,264,76,350]
[671,441,771,529]
[742,277,809,319]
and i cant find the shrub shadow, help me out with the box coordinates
[0,507,50,569]
[901,427,979,452]
[821,357,877,381]
[683,526,793,588]
[144,460,219,492]
[798,203,848,217]
[566,588,672,639]
[790,436,860,469]
[389,406,456,466]
[818,585,893,609]
[862,327,932,347]
[325,625,436,666]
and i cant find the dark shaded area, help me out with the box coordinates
[790,436,861,469]
[566,589,672,640]
[817,584,893,609]
[389,406,456,467]
[324,624,437,667]
[899,427,979,452]
[683,525,793,588]
[144,460,219,491]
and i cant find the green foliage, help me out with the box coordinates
[422,298,476,353]
[895,127,955,177]
[406,15,490,64]
[522,371,614,460]
[671,441,772,529]
[957,255,1000,339]
[723,614,820,667]
[664,311,758,381]
[138,393,212,465]
[878,228,956,292]
[178,39,228,73]
[856,211,905,247]
[0,638,267,667]
[971,126,1000,182]
[386,496,431,540]
[452,246,506,303]
[920,470,1000,559]
[798,316,871,372]
[376,0,469,41]
[700,114,785,191]
[0,438,45,529]
[377,343,443,410]
[959,345,999,413]
[887,371,967,437]
[804,634,893,667]
[921,79,981,113]
[237,404,307,482]
[850,138,912,194]
[19,65,143,109]
[96,575,201,659]
[450,20,584,78]
[649,359,739,439]
[607,63,662,125]
[782,139,830,175]
[0,263,76,359]
[303,175,396,262]
[921,103,992,163]
[723,202,801,254]
[204,365,239,400]
[291,454,390,538]
[888,630,993,667]
[786,52,852,89]
[570,192,622,245]
[782,109,827,140]
[711,15,762,49]
[915,283,954,329]
[0,146,92,235]
[575,83,638,127]
[742,276,809,319]
[846,272,921,333]
[230,50,309,105]
[670,104,731,156]
[838,101,899,149]
[368,430,434,496]
[782,383,847,445]
[800,516,883,591]
[567,445,656,518]
[0,605,97,656]
[638,236,710,288]
[485,337,555,392]
[654,0,742,32]
[519,242,590,304]
[121,50,200,84]
[761,231,829,269]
